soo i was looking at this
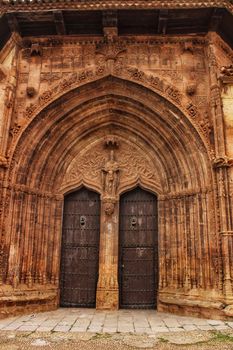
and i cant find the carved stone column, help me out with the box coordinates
[221,231,233,300]
[208,35,233,302]
[218,67,233,304]
[0,44,19,168]
[96,198,119,310]
[96,143,120,310]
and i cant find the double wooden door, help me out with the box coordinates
[60,188,100,307]
[119,188,158,309]
[60,186,158,309]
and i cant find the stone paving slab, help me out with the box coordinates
[0,308,233,335]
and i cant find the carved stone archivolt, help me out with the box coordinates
[5,35,213,164]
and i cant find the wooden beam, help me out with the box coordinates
[158,10,168,35]
[102,10,118,40]
[53,10,66,35]
[102,10,118,28]
[6,13,20,34]
[209,8,224,31]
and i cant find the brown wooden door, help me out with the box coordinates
[60,187,100,307]
[119,187,158,309]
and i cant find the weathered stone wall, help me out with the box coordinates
[0,31,232,319]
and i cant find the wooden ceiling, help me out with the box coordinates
[1,7,233,50]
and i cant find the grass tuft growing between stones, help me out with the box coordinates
[158,337,169,343]
[91,333,112,340]
[212,332,233,343]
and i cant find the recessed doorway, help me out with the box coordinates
[60,187,100,307]
[119,187,158,309]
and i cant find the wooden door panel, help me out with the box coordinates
[119,187,158,309]
[60,188,100,307]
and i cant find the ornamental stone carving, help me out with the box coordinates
[61,137,160,194]
[103,199,116,216]
[96,39,127,61]
[213,156,233,168]
[102,150,120,198]
[220,65,233,77]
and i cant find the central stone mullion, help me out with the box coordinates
[96,198,119,310]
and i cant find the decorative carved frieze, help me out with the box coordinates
[95,39,127,61]
[19,66,186,120]
[1,0,232,13]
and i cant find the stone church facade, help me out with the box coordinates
[0,0,233,319]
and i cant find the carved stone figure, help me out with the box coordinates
[102,150,120,197]
[103,200,115,216]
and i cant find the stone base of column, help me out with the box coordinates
[223,278,233,298]
[96,288,119,310]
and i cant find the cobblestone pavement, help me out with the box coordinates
[0,308,232,334]
[0,309,233,349]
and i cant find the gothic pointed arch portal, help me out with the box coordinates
[1,75,227,317]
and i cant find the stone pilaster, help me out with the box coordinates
[96,198,119,310]
[208,35,233,300]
